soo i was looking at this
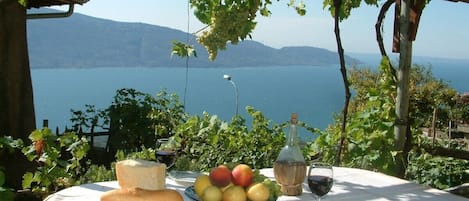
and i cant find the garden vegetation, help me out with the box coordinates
[1,61,468,200]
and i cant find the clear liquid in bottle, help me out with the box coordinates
[273,113,307,196]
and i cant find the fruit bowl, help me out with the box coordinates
[190,164,282,201]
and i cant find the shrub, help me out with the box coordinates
[71,88,187,155]
[314,58,469,188]
[173,106,288,171]
[22,129,89,197]
[407,150,469,189]
[315,58,398,175]
[0,136,22,201]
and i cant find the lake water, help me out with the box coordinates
[31,56,469,142]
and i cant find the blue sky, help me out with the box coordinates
[57,1,468,59]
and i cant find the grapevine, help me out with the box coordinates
[190,0,267,60]
[187,0,308,60]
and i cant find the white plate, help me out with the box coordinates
[168,171,203,186]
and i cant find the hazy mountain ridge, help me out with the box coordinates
[27,9,359,68]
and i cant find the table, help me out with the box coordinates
[44,167,468,201]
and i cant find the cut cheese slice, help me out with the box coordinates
[116,159,166,190]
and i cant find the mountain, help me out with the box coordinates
[26,9,359,68]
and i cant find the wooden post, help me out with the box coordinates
[432,108,437,144]
[90,124,95,148]
[393,0,412,178]
[449,120,452,143]
[394,0,412,152]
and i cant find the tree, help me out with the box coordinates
[0,0,36,189]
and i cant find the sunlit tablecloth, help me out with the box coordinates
[44,167,468,201]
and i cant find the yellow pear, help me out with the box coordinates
[202,186,223,201]
[246,183,270,201]
[194,175,212,197]
[222,185,246,201]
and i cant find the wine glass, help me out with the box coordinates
[156,138,177,169]
[307,162,333,201]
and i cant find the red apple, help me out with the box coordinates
[231,164,254,187]
[209,165,232,187]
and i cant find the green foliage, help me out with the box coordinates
[85,88,187,154]
[106,104,320,173]
[0,137,22,201]
[17,0,27,7]
[148,90,187,138]
[315,57,469,187]
[77,164,116,184]
[67,88,319,174]
[321,0,432,22]
[173,106,287,171]
[322,0,372,21]
[70,104,109,132]
[407,150,469,189]
[0,136,23,152]
[21,128,89,196]
[171,40,197,58]
[406,135,469,189]
[0,183,15,201]
[107,88,158,152]
[347,62,459,129]
[407,65,458,128]
[287,0,307,16]
[315,57,399,174]
[115,148,157,162]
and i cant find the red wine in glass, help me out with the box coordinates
[156,150,176,169]
[307,175,333,197]
[308,162,333,201]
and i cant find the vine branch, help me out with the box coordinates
[333,0,352,166]
[375,0,397,82]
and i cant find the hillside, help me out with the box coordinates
[26,9,359,68]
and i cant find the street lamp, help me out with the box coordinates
[223,74,239,117]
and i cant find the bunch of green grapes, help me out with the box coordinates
[191,0,266,60]
[253,170,282,201]
[190,0,307,60]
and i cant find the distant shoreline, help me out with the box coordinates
[29,53,469,70]
[29,64,340,70]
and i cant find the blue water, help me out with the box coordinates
[31,57,469,142]
[352,53,469,91]
[32,66,344,141]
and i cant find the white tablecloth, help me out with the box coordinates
[44,167,468,201]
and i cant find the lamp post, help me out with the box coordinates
[223,74,239,117]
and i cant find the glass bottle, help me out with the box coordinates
[273,113,307,196]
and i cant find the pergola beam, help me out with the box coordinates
[27,0,88,8]
[446,0,469,3]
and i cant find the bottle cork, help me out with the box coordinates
[291,113,298,124]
